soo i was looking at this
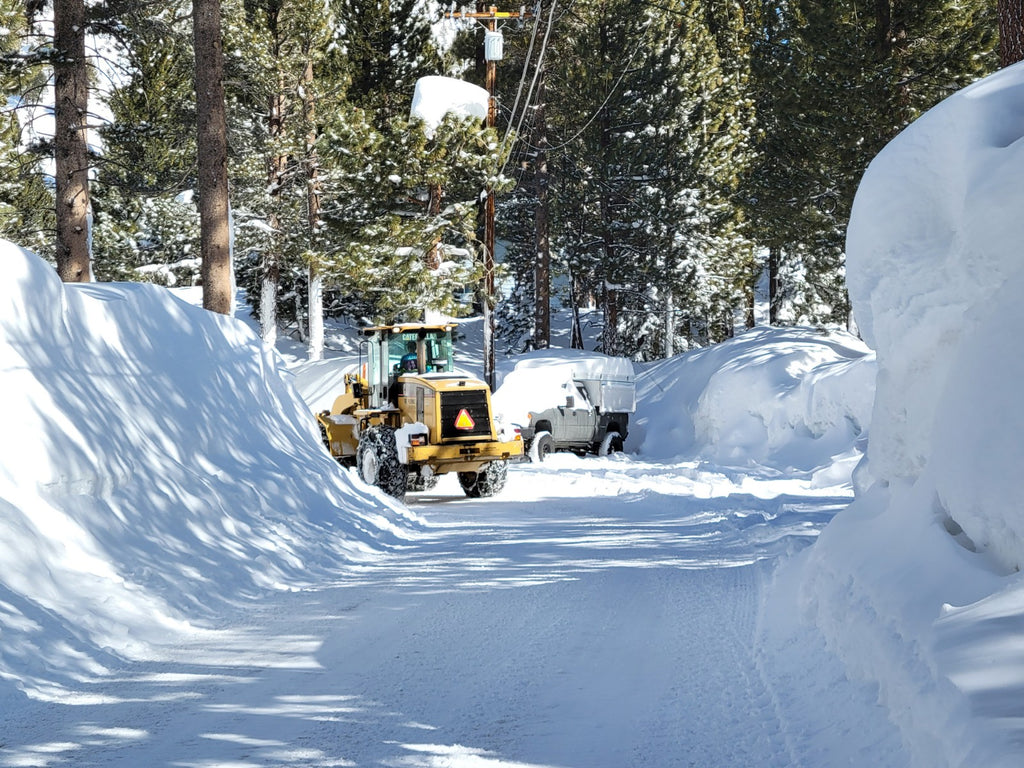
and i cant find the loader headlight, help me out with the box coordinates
[409,433,429,447]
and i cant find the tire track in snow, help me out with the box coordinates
[332,468,818,768]
[0,457,905,767]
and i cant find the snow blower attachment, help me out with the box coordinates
[316,323,523,499]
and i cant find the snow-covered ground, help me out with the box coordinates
[1,241,890,768]
[5,60,1024,768]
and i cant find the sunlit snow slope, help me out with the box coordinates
[0,241,417,706]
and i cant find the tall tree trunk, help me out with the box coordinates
[533,63,551,350]
[262,83,286,345]
[602,285,618,356]
[53,0,90,282]
[597,152,618,356]
[874,0,892,59]
[260,263,278,343]
[768,246,781,325]
[1000,0,1024,66]
[569,271,584,350]
[194,0,232,315]
[664,288,674,358]
[304,59,324,362]
[426,182,443,270]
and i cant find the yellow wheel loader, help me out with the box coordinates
[316,323,523,499]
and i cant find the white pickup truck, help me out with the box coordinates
[492,352,636,461]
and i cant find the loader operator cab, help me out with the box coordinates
[362,324,458,408]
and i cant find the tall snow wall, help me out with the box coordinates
[0,241,416,704]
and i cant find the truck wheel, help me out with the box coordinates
[598,431,623,457]
[529,432,554,463]
[357,426,407,499]
[459,460,508,498]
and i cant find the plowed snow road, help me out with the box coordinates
[0,455,907,767]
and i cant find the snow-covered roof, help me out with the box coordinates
[492,348,635,425]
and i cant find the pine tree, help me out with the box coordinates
[636,0,757,352]
[318,109,507,323]
[744,0,996,328]
[527,0,756,356]
[227,0,333,343]
[536,0,659,355]
[91,2,200,283]
[0,0,54,254]
[331,0,443,126]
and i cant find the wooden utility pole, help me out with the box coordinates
[445,4,530,389]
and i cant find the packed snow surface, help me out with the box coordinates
[5,62,1024,767]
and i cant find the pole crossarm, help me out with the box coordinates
[445,6,533,21]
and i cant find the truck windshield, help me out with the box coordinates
[387,330,454,374]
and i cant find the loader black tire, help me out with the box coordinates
[357,425,407,499]
[458,460,508,498]
[407,471,439,492]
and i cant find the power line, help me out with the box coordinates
[500,2,543,152]
[500,0,556,174]
[518,35,645,156]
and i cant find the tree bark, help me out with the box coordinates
[194,0,232,315]
[664,288,674,358]
[53,0,91,282]
[1000,0,1024,67]
[874,0,892,59]
[768,246,781,325]
[426,182,443,272]
[569,271,584,350]
[597,20,618,357]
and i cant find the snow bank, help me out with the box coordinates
[846,64,1024,486]
[0,241,417,703]
[804,61,1024,767]
[290,354,361,413]
[633,327,875,476]
[410,76,489,138]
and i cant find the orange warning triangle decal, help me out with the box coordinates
[454,408,476,430]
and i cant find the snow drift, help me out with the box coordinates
[804,60,1024,767]
[0,241,416,704]
[632,326,875,475]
